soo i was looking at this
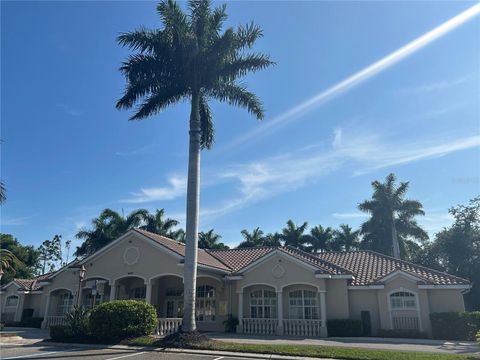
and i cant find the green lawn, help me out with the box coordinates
[126,336,480,360]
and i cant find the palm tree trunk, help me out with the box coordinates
[391,217,401,259]
[183,91,201,332]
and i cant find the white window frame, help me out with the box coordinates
[58,292,73,315]
[129,286,146,300]
[249,289,277,319]
[387,287,422,331]
[196,285,216,322]
[288,289,319,320]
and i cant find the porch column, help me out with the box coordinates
[276,290,284,335]
[237,292,243,333]
[319,291,328,337]
[41,294,51,328]
[14,294,26,322]
[145,282,152,304]
[109,280,117,301]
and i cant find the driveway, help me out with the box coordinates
[209,332,480,354]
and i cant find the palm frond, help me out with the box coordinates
[199,92,214,149]
[130,86,187,120]
[117,28,163,53]
[236,22,263,49]
[208,82,264,119]
[218,53,274,82]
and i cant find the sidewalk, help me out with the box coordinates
[209,333,480,354]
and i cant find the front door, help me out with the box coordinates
[165,299,183,318]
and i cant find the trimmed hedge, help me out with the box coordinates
[89,300,157,341]
[4,317,43,328]
[327,319,362,337]
[377,329,428,339]
[50,325,73,342]
[430,312,480,341]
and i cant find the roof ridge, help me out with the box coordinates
[282,246,353,275]
[204,249,234,271]
[134,228,186,246]
[208,245,278,252]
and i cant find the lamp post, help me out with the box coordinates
[0,266,4,281]
[76,265,86,307]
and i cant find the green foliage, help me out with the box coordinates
[65,306,90,337]
[49,325,74,342]
[0,234,40,285]
[430,312,480,341]
[237,228,281,248]
[89,300,157,341]
[279,220,310,251]
[38,235,62,274]
[333,224,360,252]
[358,173,428,259]
[377,329,428,339]
[327,319,362,337]
[222,314,239,333]
[305,225,334,253]
[0,323,4,330]
[198,229,229,250]
[476,329,480,344]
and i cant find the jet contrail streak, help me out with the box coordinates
[226,3,480,149]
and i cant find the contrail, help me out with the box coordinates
[225,3,480,149]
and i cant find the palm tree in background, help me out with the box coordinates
[237,227,265,248]
[305,225,333,253]
[333,224,360,251]
[280,220,309,251]
[140,208,179,237]
[198,229,228,249]
[358,173,428,259]
[0,181,5,204]
[116,0,273,331]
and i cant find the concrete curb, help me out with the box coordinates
[41,341,327,359]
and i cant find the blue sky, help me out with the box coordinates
[1,1,479,250]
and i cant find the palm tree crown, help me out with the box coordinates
[280,220,309,251]
[333,224,360,252]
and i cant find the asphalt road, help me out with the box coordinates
[0,343,253,360]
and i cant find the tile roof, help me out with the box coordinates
[133,229,231,271]
[317,250,469,286]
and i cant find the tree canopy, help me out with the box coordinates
[0,234,40,284]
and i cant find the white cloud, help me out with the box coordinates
[1,216,31,226]
[398,74,473,95]
[224,4,480,149]
[332,212,368,220]
[121,175,187,203]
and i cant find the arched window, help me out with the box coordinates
[129,287,146,300]
[5,295,19,308]
[249,289,277,319]
[390,291,417,309]
[288,290,319,319]
[196,285,215,321]
[58,292,73,315]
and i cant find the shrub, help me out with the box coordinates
[0,323,4,330]
[327,319,362,337]
[430,312,480,341]
[89,300,157,341]
[223,314,239,333]
[50,325,73,342]
[21,317,43,328]
[65,306,90,337]
[477,330,480,344]
[377,329,428,339]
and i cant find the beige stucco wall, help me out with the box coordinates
[428,289,465,313]
[325,279,349,319]
[348,290,381,335]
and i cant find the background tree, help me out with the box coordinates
[38,236,62,274]
[116,0,273,332]
[280,220,309,251]
[333,224,360,251]
[358,173,428,259]
[305,225,333,253]
[198,229,228,249]
[0,234,39,284]
[237,227,265,248]
[140,208,179,237]
[64,239,72,265]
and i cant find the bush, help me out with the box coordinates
[223,314,239,333]
[21,317,43,328]
[430,312,480,341]
[89,300,157,341]
[0,323,4,330]
[65,307,90,337]
[327,319,362,337]
[377,329,428,339]
[50,325,73,342]
[477,330,480,344]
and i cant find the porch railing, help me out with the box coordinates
[156,318,182,336]
[242,318,278,335]
[392,316,419,330]
[283,319,322,337]
[45,316,68,327]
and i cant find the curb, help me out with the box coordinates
[42,341,325,359]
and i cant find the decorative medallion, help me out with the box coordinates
[123,246,140,266]
[272,263,285,278]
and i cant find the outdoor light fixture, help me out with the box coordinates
[76,264,87,306]
[79,265,86,280]
[0,266,4,281]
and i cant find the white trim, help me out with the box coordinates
[418,284,471,290]
[379,270,426,283]
[48,287,75,295]
[177,262,230,274]
[112,274,147,283]
[348,285,385,290]
[18,291,43,294]
[1,282,21,291]
[83,276,111,283]
[240,249,320,275]
[332,275,355,279]
[387,287,422,332]
[314,274,332,279]
[149,273,183,282]
[197,274,224,284]
[240,283,278,292]
[3,294,20,319]
[280,282,323,292]
[224,275,243,280]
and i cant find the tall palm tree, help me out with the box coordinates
[198,229,228,249]
[237,227,265,248]
[116,0,273,332]
[0,181,6,204]
[358,173,428,259]
[333,224,360,251]
[280,220,309,251]
[140,208,179,236]
[305,225,333,253]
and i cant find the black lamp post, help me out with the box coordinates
[76,265,86,306]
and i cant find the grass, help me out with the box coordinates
[126,336,480,360]
[0,333,19,337]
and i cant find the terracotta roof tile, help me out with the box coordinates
[134,229,231,271]
[317,250,469,286]
[207,247,276,272]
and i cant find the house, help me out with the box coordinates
[0,228,470,337]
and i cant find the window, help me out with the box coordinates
[250,289,277,319]
[5,295,19,307]
[165,287,183,318]
[84,293,102,308]
[129,287,146,300]
[58,293,73,315]
[390,291,416,309]
[288,290,319,320]
[196,285,215,321]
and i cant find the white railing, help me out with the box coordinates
[242,318,278,335]
[156,318,182,336]
[45,316,68,327]
[283,319,322,337]
[392,316,419,330]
